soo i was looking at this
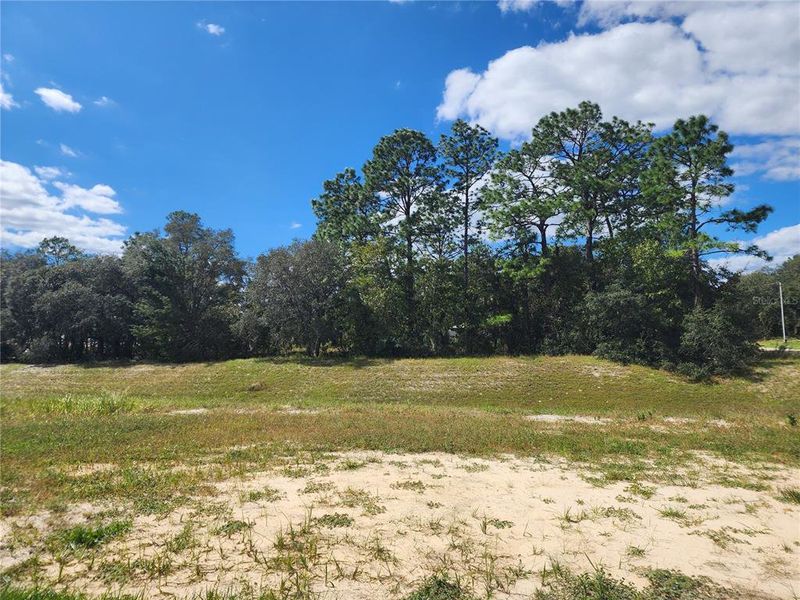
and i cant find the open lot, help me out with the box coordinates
[2,355,800,599]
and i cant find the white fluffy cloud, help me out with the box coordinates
[710,224,800,273]
[35,87,82,113]
[52,182,122,215]
[0,160,126,255]
[440,2,800,140]
[731,138,800,182]
[0,82,17,110]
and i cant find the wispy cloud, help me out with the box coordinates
[290,222,302,230]
[93,96,115,108]
[35,87,82,113]
[34,166,70,181]
[60,143,80,158]
[0,82,17,110]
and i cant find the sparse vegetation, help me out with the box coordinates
[54,520,131,550]
[778,487,800,504]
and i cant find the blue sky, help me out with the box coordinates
[1,1,798,269]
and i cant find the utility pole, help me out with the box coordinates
[778,281,787,343]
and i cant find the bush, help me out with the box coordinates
[678,305,758,377]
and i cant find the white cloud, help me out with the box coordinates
[34,166,70,181]
[498,0,572,12]
[731,138,800,182]
[498,0,538,13]
[710,224,800,273]
[35,87,82,113]
[53,182,122,214]
[438,3,800,139]
[578,0,698,27]
[437,69,480,122]
[60,143,79,158]
[290,222,302,230]
[2,53,14,62]
[93,96,115,107]
[198,21,225,36]
[0,82,17,110]
[0,160,126,255]
[681,3,800,78]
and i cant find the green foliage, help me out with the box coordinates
[0,103,781,376]
[678,305,758,377]
[244,239,349,356]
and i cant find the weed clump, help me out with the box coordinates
[778,487,800,504]
[404,575,473,600]
[55,519,131,550]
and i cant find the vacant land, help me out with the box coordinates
[1,355,799,599]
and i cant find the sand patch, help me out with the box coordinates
[1,452,797,599]
[277,405,321,415]
[524,414,613,425]
[168,408,209,416]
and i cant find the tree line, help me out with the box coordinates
[2,101,796,376]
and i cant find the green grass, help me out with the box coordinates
[535,565,727,600]
[1,355,799,515]
[759,337,800,350]
[54,520,131,550]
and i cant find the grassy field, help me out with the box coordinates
[2,354,800,509]
[1,354,799,599]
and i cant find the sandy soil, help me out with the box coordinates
[2,452,799,599]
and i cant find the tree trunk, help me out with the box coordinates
[690,189,701,307]
[404,215,416,344]
[462,185,471,353]
[537,222,549,257]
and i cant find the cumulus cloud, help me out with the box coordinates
[60,143,79,158]
[439,3,800,139]
[710,224,800,273]
[731,138,800,182]
[0,82,17,110]
[35,87,82,113]
[52,182,122,214]
[578,0,700,27]
[437,69,480,121]
[0,160,127,255]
